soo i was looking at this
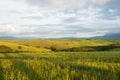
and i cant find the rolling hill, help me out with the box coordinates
[2,40,115,51]
[0,41,51,53]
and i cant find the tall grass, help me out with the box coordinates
[0,52,120,80]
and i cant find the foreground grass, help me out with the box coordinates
[0,52,120,80]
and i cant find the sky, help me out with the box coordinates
[0,0,120,38]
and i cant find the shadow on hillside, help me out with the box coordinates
[48,44,120,52]
[0,45,13,53]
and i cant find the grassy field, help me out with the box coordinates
[2,40,113,48]
[0,52,120,80]
[2,40,119,51]
[0,41,51,53]
[0,40,120,80]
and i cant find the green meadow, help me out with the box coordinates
[0,40,120,80]
[2,40,120,52]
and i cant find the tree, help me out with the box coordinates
[18,46,22,50]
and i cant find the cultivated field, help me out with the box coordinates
[0,52,120,80]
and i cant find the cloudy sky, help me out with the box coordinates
[0,0,120,38]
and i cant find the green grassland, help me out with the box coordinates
[2,40,120,52]
[0,41,51,53]
[0,52,120,80]
[3,40,113,47]
[0,40,120,80]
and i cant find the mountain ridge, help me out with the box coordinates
[91,33,120,40]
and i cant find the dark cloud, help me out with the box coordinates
[104,0,120,10]
[26,0,120,19]
[94,0,120,20]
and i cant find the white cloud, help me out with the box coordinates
[0,0,120,38]
[75,31,107,38]
[26,0,87,10]
[0,23,19,35]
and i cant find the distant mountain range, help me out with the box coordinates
[0,36,18,40]
[91,33,120,40]
[0,36,34,40]
[0,33,120,40]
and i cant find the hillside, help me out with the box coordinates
[2,40,116,51]
[0,41,51,53]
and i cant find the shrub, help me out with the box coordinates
[50,46,57,51]
[18,46,22,50]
